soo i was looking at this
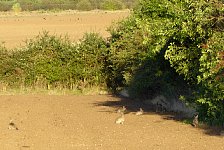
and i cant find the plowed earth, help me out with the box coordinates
[0,10,223,150]
[0,95,223,150]
[0,10,130,49]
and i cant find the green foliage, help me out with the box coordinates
[0,0,223,126]
[0,31,108,90]
[12,2,22,14]
[107,0,223,124]
[0,1,14,11]
[134,0,224,124]
[122,0,138,9]
[161,0,224,124]
[106,15,189,99]
[73,32,108,86]
[0,45,11,81]
[76,0,93,11]
[100,0,125,10]
[0,45,25,87]
[0,0,137,11]
[105,16,151,91]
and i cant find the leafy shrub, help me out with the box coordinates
[106,14,189,99]
[105,16,151,91]
[121,0,138,9]
[106,0,223,125]
[0,0,137,11]
[0,44,26,87]
[125,0,223,124]
[0,31,108,90]
[0,45,11,80]
[159,0,224,124]
[76,0,93,11]
[100,0,125,10]
[0,1,14,11]
[12,2,22,14]
[74,32,108,86]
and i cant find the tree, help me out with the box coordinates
[108,0,224,124]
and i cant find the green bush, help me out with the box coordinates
[160,0,224,124]
[12,2,22,14]
[106,14,189,99]
[113,0,223,124]
[0,44,25,87]
[105,16,150,91]
[0,0,137,11]
[100,0,125,10]
[74,32,108,86]
[105,0,223,125]
[0,1,14,11]
[0,45,11,80]
[0,31,108,90]
[76,0,93,11]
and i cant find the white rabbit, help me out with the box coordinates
[136,108,144,116]
[115,112,125,124]
[117,106,126,114]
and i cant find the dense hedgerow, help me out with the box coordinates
[0,0,138,11]
[0,0,223,125]
[0,31,108,90]
[107,0,224,125]
[106,13,190,99]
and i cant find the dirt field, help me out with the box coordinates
[0,10,224,150]
[0,10,130,49]
[0,94,223,150]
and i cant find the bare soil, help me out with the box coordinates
[0,10,130,49]
[0,94,223,150]
[0,10,223,150]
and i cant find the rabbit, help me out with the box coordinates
[115,112,125,124]
[192,114,199,127]
[117,106,126,114]
[8,119,18,130]
[136,108,144,116]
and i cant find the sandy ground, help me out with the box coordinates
[0,10,130,49]
[0,10,224,150]
[0,94,223,150]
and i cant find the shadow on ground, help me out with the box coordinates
[93,94,224,137]
[93,94,154,114]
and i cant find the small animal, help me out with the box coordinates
[192,114,199,127]
[115,112,125,124]
[136,108,144,116]
[8,120,18,130]
[117,106,126,114]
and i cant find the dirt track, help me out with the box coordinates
[0,94,223,150]
[0,10,130,49]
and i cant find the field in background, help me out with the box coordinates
[0,10,130,49]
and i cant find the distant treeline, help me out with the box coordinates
[0,0,138,11]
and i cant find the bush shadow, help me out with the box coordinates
[93,94,155,114]
[94,94,224,137]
